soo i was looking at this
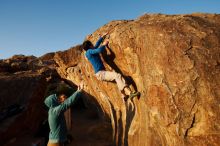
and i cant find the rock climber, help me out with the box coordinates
[82,33,140,101]
[44,82,84,146]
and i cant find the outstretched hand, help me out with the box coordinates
[101,32,109,38]
[77,82,84,91]
[103,39,109,46]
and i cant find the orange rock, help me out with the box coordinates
[1,13,220,146]
[55,13,220,146]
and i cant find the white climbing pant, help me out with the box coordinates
[95,70,127,91]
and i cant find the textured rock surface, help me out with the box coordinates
[0,55,56,145]
[0,76,47,145]
[0,53,112,145]
[1,13,220,146]
[54,13,220,146]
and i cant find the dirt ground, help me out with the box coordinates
[69,108,113,146]
[3,107,114,146]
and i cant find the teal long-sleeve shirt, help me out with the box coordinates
[85,37,107,73]
[44,90,81,143]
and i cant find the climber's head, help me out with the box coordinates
[58,94,67,103]
[82,40,93,51]
[44,93,67,108]
[56,83,73,103]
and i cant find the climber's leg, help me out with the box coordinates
[95,70,127,91]
[95,70,141,100]
[123,85,140,99]
[124,86,132,95]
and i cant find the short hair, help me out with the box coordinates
[56,83,74,97]
[82,40,93,51]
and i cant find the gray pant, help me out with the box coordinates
[95,70,127,91]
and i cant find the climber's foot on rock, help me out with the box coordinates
[129,91,141,99]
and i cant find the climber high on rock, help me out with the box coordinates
[82,33,140,101]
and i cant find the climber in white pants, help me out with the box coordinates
[95,70,126,91]
[82,33,140,101]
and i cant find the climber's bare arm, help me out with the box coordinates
[101,32,108,38]
[103,39,109,46]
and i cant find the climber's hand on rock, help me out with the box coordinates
[78,82,84,91]
[108,66,114,71]
[102,32,108,38]
[86,34,92,40]
[103,40,109,46]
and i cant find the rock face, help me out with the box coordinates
[54,13,220,146]
[1,13,220,146]
[0,54,113,145]
[0,73,48,145]
[0,55,59,145]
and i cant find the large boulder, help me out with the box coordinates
[54,13,220,146]
[1,13,220,146]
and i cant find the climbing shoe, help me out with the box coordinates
[129,91,141,99]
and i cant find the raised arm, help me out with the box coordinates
[54,90,82,114]
[87,39,109,55]
[94,37,104,49]
[87,45,106,54]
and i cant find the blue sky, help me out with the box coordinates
[0,0,220,59]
